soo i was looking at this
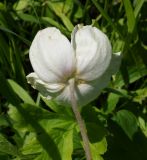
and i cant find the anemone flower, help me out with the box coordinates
[27,25,121,107]
[27,25,121,160]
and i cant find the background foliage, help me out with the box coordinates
[0,0,147,160]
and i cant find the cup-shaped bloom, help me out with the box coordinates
[27,25,121,107]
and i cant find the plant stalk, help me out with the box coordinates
[69,78,92,160]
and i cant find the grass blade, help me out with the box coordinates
[8,79,35,105]
[134,0,145,18]
[123,0,136,33]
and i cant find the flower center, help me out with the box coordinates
[65,70,86,85]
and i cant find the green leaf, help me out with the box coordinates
[62,0,73,15]
[8,104,31,134]
[18,13,39,23]
[104,88,131,113]
[59,14,74,31]
[8,103,73,135]
[50,128,73,160]
[104,93,120,114]
[91,0,122,38]
[0,115,9,127]
[34,150,50,160]
[0,134,18,156]
[86,123,107,160]
[0,26,30,45]
[8,103,75,159]
[0,72,20,105]
[133,87,147,104]
[47,1,74,31]
[81,105,107,159]
[115,64,147,87]
[90,139,106,160]
[138,116,147,137]
[41,97,64,113]
[113,110,138,140]
[0,2,6,11]
[13,0,30,11]
[61,129,73,160]
[91,0,113,26]
[7,79,35,105]
[41,97,73,116]
[21,132,42,155]
[134,0,145,18]
[123,0,136,33]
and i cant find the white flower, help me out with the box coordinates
[27,25,121,106]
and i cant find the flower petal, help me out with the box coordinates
[55,83,95,107]
[76,52,122,106]
[73,25,112,81]
[54,52,122,106]
[30,27,76,83]
[26,73,65,99]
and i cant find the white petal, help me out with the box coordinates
[26,73,65,99]
[55,83,96,107]
[75,52,122,106]
[55,52,121,106]
[30,27,76,83]
[74,25,112,81]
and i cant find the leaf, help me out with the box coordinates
[8,104,31,134]
[85,123,107,160]
[133,88,147,104]
[123,0,136,33]
[41,97,73,116]
[81,105,107,160]
[62,0,73,15]
[47,1,74,31]
[59,14,74,31]
[13,0,30,11]
[8,103,74,134]
[0,26,30,45]
[103,88,131,114]
[60,129,73,160]
[91,0,122,38]
[34,150,50,160]
[7,79,35,105]
[50,128,73,160]
[8,103,75,160]
[115,64,147,87]
[0,134,18,156]
[0,2,6,10]
[134,0,145,18]
[18,13,39,23]
[104,119,147,160]
[41,97,60,112]
[0,34,10,66]
[104,93,120,114]
[21,132,42,155]
[90,139,106,160]
[0,115,9,127]
[113,110,138,140]
[0,72,20,105]
[138,116,147,137]
[91,0,113,26]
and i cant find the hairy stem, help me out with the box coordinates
[69,78,92,160]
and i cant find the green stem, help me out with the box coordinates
[69,78,92,160]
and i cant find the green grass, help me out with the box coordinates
[0,0,147,160]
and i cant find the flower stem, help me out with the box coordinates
[69,79,92,160]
